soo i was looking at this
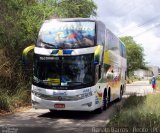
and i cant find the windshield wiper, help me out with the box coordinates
[42,41,57,48]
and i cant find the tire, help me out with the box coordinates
[103,90,107,110]
[94,106,103,114]
[118,88,123,101]
[107,89,111,108]
[95,89,110,114]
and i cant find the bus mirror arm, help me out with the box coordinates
[22,44,35,65]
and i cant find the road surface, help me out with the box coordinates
[126,80,153,96]
[0,81,153,133]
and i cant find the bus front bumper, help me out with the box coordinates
[32,94,98,111]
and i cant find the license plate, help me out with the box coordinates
[54,104,65,108]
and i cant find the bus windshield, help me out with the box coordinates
[33,54,94,89]
[37,21,95,49]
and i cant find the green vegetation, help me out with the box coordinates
[120,36,147,77]
[157,80,160,90]
[156,75,160,80]
[126,75,141,84]
[155,76,160,90]
[107,94,160,132]
[0,0,97,112]
[0,88,30,112]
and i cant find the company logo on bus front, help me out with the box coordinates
[53,92,67,96]
[58,96,62,101]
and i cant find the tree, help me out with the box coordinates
[0,0,97,91]
[0,0,97,49]
[120,36,146,76]
[54,0,97,18]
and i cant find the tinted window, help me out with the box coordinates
[120,42,126,57]
[108,31,120,54]
[105,30,109,50]
[97,27,105,46]
[33,54,95,89]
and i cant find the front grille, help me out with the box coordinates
[32,91,80,101]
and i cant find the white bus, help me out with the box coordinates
[25,18,127,113]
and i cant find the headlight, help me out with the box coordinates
[32,90,42,97]
[77,91,93,99]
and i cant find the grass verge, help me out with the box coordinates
[156,80,160,91]
[0,88,31,113]
[106,94,160,132]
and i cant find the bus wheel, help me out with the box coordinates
[107,89,111,108]
[94,100,104,114]
[94,106,103,114]
[119,87,123,101]
[94,90,108,114]
[103,90,107,110]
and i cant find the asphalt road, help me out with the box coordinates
[0,81,153,133]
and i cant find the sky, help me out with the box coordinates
[93,0,160,67]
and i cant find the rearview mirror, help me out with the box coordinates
[22,44,35,65]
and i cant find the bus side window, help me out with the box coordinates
[97,22,105,47]
[105,30,109,50]
[120,42,126,58]
[108,32,120,55]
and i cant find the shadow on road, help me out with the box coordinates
[38,110,95,120]
[0,98,127,133]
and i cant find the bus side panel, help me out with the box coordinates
[104,50,121,101]
[104,29,127,101]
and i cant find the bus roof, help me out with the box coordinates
[44,18,102,23]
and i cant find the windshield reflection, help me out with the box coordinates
[37,22,95,49]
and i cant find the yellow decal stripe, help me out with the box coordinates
[104,50,110,64]
[58,50,63,55]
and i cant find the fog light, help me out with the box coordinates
[82,102,92,107]
[87,102,92,107]
[32,100,39,105]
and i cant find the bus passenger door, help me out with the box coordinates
[95,65,104,106]
[95,65,101,83]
